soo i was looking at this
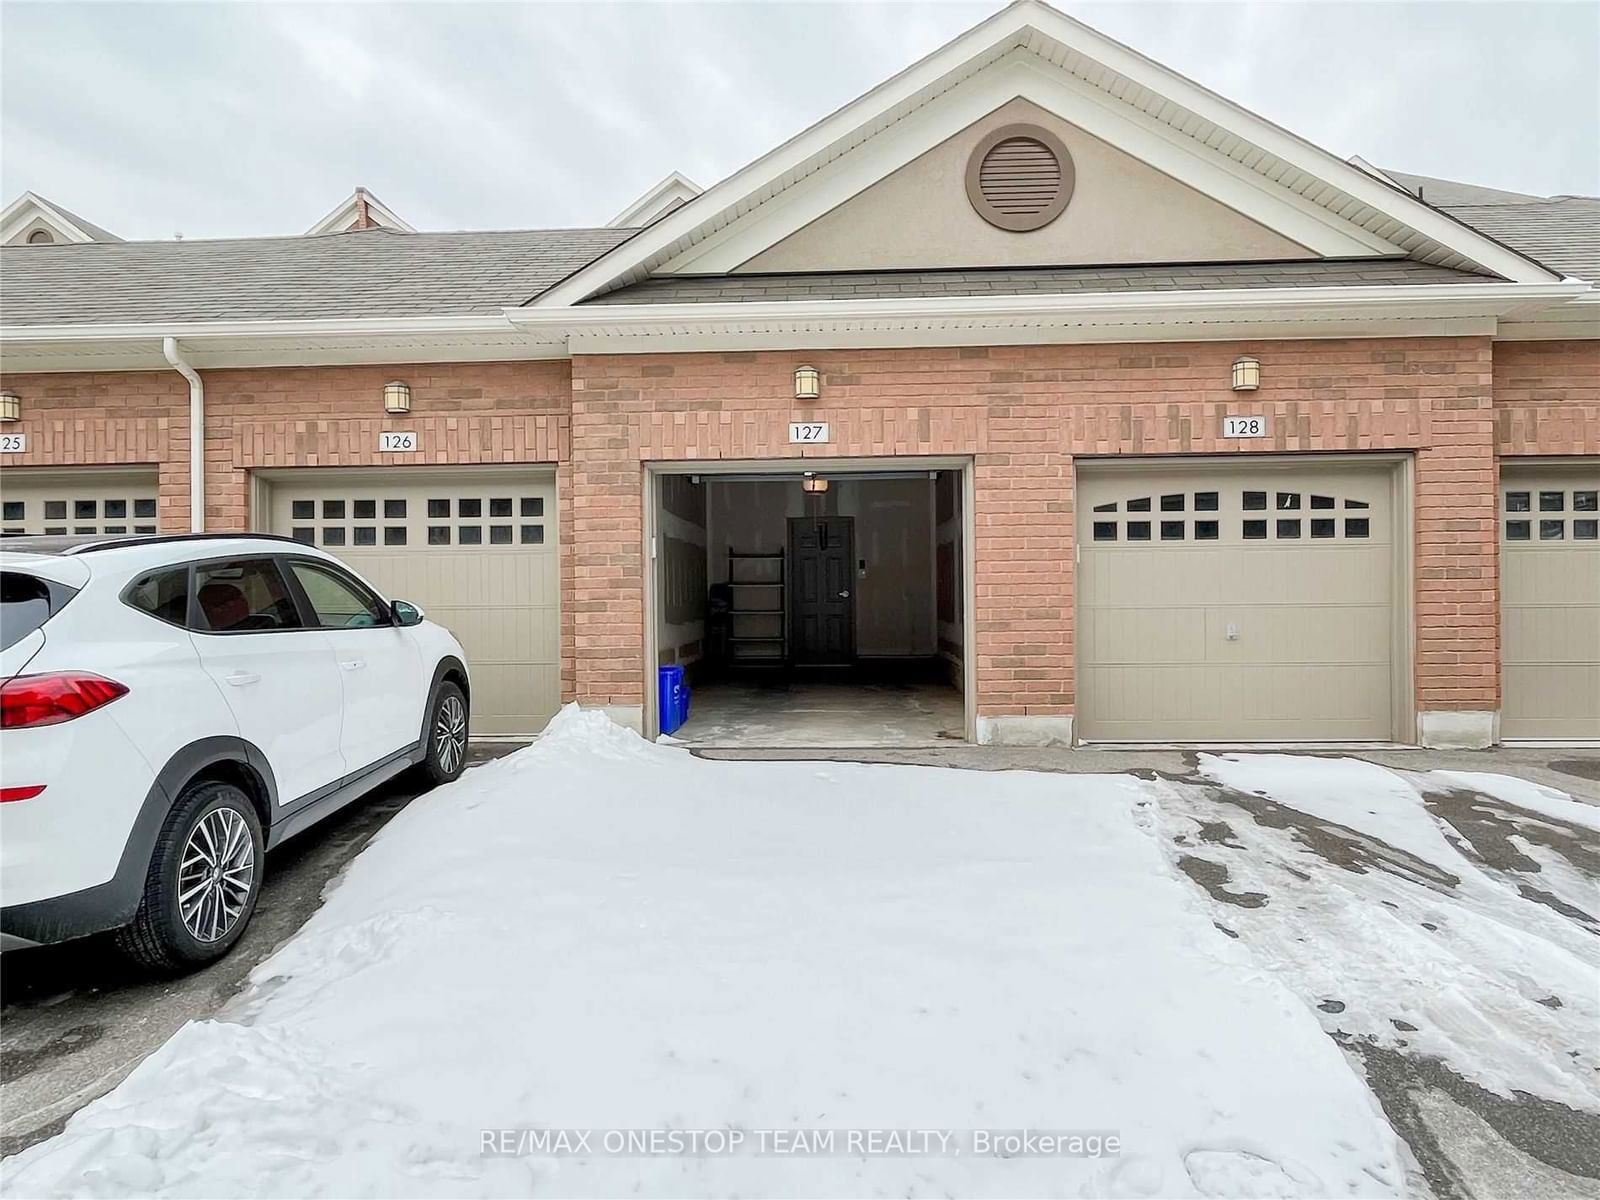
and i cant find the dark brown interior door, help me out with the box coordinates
[789,516,854,664]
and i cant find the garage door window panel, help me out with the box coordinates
[4,488,157,537]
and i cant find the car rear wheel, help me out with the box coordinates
[421,681,469,786]
[114,780,264,973]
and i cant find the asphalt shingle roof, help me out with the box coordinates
[583,258,1494,305]
[33,194,123,243]
[1439,199,1600,281]
[0,226,637,326]
[1382,170,1600,280]
[3,167,1593,329]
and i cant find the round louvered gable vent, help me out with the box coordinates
[965,124,1075,232]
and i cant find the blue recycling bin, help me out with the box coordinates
[658,665,690,735]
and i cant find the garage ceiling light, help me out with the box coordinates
[384,381,412,414]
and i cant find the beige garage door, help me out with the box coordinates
[264,468,559,737]
[0,467,160,537]
[1500,464,1600,741]
[1077,460,1400,742]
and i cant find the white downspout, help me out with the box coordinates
[162,337,204,532]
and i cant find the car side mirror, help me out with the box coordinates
[391,600,424,627]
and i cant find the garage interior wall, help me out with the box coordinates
[703,477,937,658]
[934,470,964,689]
[657,474,707,668]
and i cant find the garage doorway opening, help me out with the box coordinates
[647,460,973,747]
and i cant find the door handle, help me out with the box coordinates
[225,671,261,687]
[838,590,850,598]
[340,659,366,671]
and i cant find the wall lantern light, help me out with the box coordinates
[0,390,19,422]
[801,475,829,494]
[793,365,821,402]
[383,381,412,414]
[1231,356,1261,392]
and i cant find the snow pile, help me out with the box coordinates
[3,709,1402,1199]
[1426,770,1600,833]
[1184,754,1599,1112]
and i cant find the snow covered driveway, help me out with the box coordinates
[5,712,1596,1199]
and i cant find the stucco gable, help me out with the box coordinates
[737,98,1312,273]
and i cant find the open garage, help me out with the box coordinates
[1075,456,1411,743]
[257,465,559,737]
[647,460,972,747]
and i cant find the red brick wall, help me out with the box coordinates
[203,360,575,698]
[569,337,1508,718]
[5,336,1597,729]
[1493,340,1600,456]
[0,369,192,530]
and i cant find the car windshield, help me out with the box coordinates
[1,571,70,650]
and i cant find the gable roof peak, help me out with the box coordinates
[305,187,417,235]
[2,191,122,245]
[535,0,1558,304]
[608,172,704,228]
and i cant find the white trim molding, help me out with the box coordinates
[609,173,703,229]
[507,279,1590,355]
[1,279,1587,372]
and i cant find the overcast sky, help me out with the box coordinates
[3,1,1595,242]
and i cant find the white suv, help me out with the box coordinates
[0,534,470,970]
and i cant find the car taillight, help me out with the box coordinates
[0,785,46,803]
[0,673,129,729]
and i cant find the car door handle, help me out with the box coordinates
[224,671,261,687]
[340,659,366,671]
